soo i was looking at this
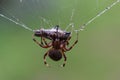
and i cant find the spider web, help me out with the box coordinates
[65,0,120,33]
[0,0,119,33]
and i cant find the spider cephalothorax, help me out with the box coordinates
[33,25,78,67]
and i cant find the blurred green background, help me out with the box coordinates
[0,0,120,80]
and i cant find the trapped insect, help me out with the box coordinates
[33,25,78,67]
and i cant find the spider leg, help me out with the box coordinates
[40,36,52,47]
[33,37,52,48]
[43,51,49,67]
[32,34,52,48]
[64,32,78,51]
[66,36,71,45]
[61,52,67,67]
[40,37,44,45]
[42,37,51,46]
[64,40,78,51]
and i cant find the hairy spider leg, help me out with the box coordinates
[33,35,53,67]
[33,36,52,67]
[41,37,51,46]
[44,51,50,67]
[64,32,78,51]
[61,52,67,67]
[32,34,52,48]
[65,36,71,45]
[33,38,52,48]
[40,37,44,45]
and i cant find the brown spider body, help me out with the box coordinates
[48,49,62,61]
[33,25,78,67]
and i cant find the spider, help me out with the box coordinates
[33,25,78,67]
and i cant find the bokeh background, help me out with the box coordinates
[0,0,120,80]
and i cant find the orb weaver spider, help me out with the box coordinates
[33,25,78,67]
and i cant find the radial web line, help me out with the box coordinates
[40,16,53,28]
[0,13,33,32]
[65,9,75,32]
[70,9,75,22]
[76,0,120,31]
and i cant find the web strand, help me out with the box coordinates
[76,0,120,31]
[0,0,119,32]
[0,14,33,32]
[65,9,75,32]
[39,16,53,28]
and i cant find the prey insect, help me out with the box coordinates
[33,25,78,67]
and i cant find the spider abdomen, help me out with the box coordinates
[48,49,62,61]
